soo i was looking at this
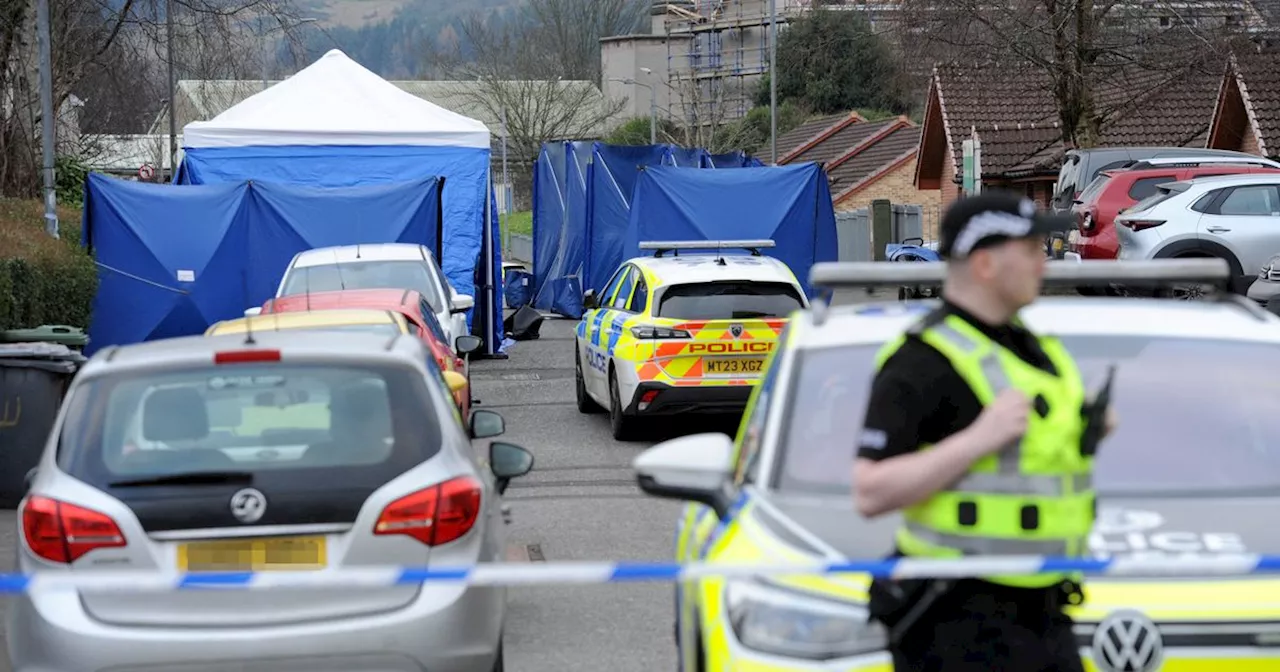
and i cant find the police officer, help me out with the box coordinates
[853,191,1116,672]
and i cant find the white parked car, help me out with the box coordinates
[248,244,472,349]
[1115,173,1280,294]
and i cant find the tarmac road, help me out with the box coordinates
[476,315,740,672]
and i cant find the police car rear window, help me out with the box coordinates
[55,363,442,488]
[777,336,1280,497]
[656,281,803,320]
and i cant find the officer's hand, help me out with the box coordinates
[1104,407,1118,439]
[971,389,1029,454]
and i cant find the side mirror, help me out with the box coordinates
[582,289,598,310]
[470,409,505,439]
[243,307,263,317]
[490,441,534,494]
[633,432,735,518]
[455,334,483,355]
[450,294,475,314]
[442,370,468,394]
[24,468,37,492]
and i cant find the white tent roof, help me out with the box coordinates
[182,49,491,149]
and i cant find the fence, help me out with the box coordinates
[836,202,935,263]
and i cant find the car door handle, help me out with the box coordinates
[1206,226,1231,233]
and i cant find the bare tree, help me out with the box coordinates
[1,0,298,196]
[435,2,636,161]
[895,0,1252,148]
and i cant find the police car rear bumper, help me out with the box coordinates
[624,382,753,416]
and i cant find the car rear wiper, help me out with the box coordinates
[108,471,255,488]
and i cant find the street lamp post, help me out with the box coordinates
[640,67,657,145]
[769,0,778,165]
[36,0,58,237]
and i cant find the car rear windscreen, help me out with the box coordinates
[282,261,441,312]
[56,363,442,488]
[656,281,804,320]
[776,336,1280,497]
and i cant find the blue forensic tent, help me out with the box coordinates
[176,49,504,356]
[531,141,763,318]
[82,173,442,355]
[623,163,839,299]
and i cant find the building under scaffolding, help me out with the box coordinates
[660,1,903,127]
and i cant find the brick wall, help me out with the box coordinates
[941,156,960,210]
[1243,125,1262,156]
[835,156,944,241]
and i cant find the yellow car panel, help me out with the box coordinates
[205,309,409,336]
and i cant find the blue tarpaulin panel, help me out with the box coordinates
[176,144,503,355]
[82,173,442,355]
[531,142,766,318]
[623,163,839,299]
[83,175,251,355]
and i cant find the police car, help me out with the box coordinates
[633,258,1280,672]
[575,240,808,441]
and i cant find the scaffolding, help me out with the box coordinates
[661,1,901,127]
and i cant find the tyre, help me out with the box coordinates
[608,368,638,441]
[575,347,602,414]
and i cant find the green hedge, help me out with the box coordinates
[0,201,97,331]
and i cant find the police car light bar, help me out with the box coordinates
[639,240,776,257]
[809,258,1232,289]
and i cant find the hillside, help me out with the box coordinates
[295,0,524,77]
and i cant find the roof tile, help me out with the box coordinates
[777,112,853,161]
[829,126,922,195]
[791,118,900,166]
[1233,49,1280,154]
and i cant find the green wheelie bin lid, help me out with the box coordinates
[0,325,88,348]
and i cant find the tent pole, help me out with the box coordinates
[484,163,499,357]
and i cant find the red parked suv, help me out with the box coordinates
[1069,158,1280,260]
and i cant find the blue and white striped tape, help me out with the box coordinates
[4,554,1280,592]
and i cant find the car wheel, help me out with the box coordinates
[609,369,637,441]
[575,347,603,414]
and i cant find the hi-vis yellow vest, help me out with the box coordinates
[873,313,1093,588]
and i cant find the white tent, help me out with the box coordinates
[182,49,491,149]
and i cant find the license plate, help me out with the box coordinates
[178,536,327,572]
[704,358,764,375]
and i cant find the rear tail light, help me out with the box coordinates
[1119,219,1165,232]
[22,496,126,564]
[374,476,482,546]
[630,326,691,339]
[638,389,660,412]
[214,349,281,364]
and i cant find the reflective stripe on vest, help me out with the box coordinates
[891,314,1093,588]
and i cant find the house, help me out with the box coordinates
[1207,48,1280,158]
[914,60,1225,208]
[778,111,937,222]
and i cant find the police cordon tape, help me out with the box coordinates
[2,554,1280,592]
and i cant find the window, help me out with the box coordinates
[656,282,805,320]
[1217,185,1278,215]
[731,326,788,487]
[1128,185,1185,214]
[773,337,1280,497]
[56,363,443,489]
[628,276,649,313]
[418,300,448,343]
[1127,176,1176,201]
[613,267,635,309]
[599,268,628,308]
[1076,174,1111,204]
[282,262,442,313]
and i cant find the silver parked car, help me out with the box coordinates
[10,330,532,672]
[1115,173,1280,293]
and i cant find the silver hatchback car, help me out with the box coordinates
[9,330,533,672]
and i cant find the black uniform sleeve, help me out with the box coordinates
[855,340,948,462]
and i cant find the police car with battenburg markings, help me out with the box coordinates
[575,240,809,441]
[633,258,1280,672]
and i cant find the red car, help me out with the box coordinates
[1070,161,1280,260]
[261,288,476,415]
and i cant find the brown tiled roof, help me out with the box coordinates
[830,126,922,198]
[933,60,1223,179]
[791,117,901,166]
[776,112,854,161]
[1232,49,1280,155]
